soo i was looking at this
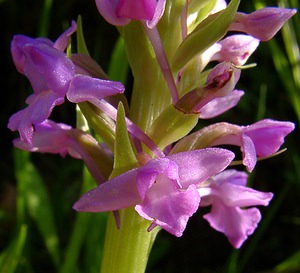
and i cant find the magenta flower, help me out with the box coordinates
[174,119,294,172]
[213,119,294,172]
[8,22,124,144]
[198,169,273,248]
[73,148,235,236]
[13,119,80,157]
[13,119,111,183]
[230,8,296,41]
[95,0,166,28]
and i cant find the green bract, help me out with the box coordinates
[171,0,240,71]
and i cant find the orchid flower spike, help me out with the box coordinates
[73,148,235,237]
[199,169,273,248]
[229,7,297,41]
[95,0,166,28]
[8,22,124,144]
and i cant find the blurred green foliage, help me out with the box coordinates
[0,0,299,272]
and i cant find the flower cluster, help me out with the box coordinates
[8,0,295,249]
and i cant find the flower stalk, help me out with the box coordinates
[101,209,159,273]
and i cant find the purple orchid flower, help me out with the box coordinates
[13,119,112,183]
[73,148,235,237]
[173,119,295,172]
[95,0,166,28]
[198,169,273,248]
[230,8,296,41]
[212,119,295,172]
[8,22,125,144]
[13,119,80,158]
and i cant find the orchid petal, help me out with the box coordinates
[117,0,157,21]
[136,158,180,199]
[136,183,200,237]
[73,169,141,212]
[211,35,259,65]
[146,0,166,29]
[210,170,273,207]
[168,148,235,188]
[13,120,76,157]
[66,75,125,103]
[95,0,165,28]
[11,36,75,95]
[243,119,295,157]
[95,0,131,26]
[11,35,53,74]
[230,8,296,41]
[199,90,244,119]
[8,91,64,143]
[204,203,262,248]
[241,134,257,172]
[202,170,273,248]
[53,20,77,51]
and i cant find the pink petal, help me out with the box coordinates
[199,90,244,119]
[145,0,166,29]
[20,42,74,95]
[204,203,262,248]
[73,169,141,212]
[53,21,77,51]
[11,35,53,75]
[212,35,259,65]
[136,158,180,198]
[13,120,74,157]
[8,91,64,143]
[168,148,235,188]
[135,181,200,237]
[117,0,157,21]
[230,8,297,41]
[66,75,124,103]
[241,134,257,172]
[202,169,273,248]
[212,170,273,207]
[243,119,295,157]
[95,0,130,26]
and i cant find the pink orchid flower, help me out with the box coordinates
[199,169,273,248]
[8,22,124,144]
[73,148,235,236]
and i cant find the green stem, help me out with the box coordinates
[100,208,159,273]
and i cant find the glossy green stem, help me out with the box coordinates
[100,208,159,273]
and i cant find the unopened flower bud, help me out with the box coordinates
[175,62,240,114]
[95,0,166,28]
[229,7,296,41]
